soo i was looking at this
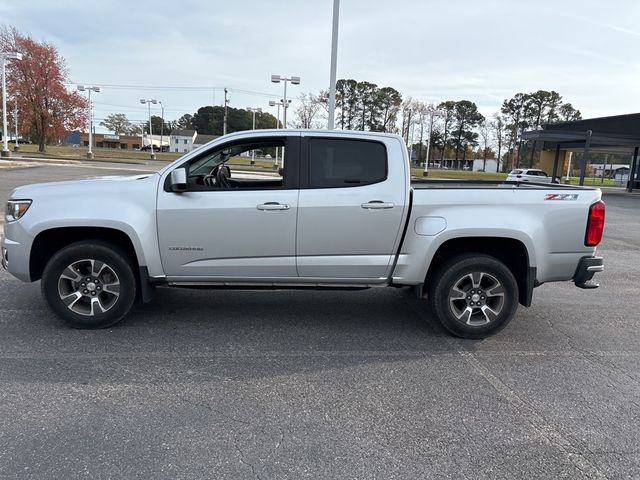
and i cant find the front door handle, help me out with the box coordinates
[361,201,394,210]
[257,202,290,211]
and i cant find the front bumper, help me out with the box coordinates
[1,222,32,282]
[574,256,604,289]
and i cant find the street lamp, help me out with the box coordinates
[327,0,340,130]
[423,110,443,177]
[246,107,262,165]
[269,99,290,168]
[1,52,22,158]
[77,85,101,159]
[270,75,300,128]
[140,98,158,159]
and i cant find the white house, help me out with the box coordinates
[169,129,197,153]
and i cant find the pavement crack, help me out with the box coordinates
[234,439,263,480]
[455,348,609,479]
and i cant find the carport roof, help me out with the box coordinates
[521,113,640,153]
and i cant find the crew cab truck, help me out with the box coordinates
[1,130,605,338]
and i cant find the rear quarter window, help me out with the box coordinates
[308,138,387,188]
[510,170,522,175]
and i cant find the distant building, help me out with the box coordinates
[169,130,219,153]
[472,158,503,172]
[193,134,218,150]
[169,129,197,153]
[76,132,142,150]
[592,164,630,178]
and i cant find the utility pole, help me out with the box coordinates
[327,0,340,129]
[13,97,18,152]
[223,88,229,135]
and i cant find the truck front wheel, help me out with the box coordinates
[428,254,519,339]
[41,241,137,329]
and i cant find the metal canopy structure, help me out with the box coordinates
[521,113,640,191]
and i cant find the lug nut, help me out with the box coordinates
[81,283,85,287]
[91,291,96,295]
[83,289,88,294]
[97,286,101,291]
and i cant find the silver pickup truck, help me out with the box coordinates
[2,130,605,338]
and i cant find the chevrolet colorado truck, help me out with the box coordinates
[1,130,605,338]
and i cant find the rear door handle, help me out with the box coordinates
[257,202,290,211]
[361,201,394,209]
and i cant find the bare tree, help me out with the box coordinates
[478,119,491,172]
[293,93,322,129]
[490,113,507,172]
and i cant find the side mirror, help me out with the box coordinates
[170,168,187,192]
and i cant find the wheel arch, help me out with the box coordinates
[424,236,535,307]
[30,226,141,282]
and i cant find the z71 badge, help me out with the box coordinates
[544,194,579,201]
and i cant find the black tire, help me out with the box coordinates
[41,241,137,329]
[428,254,519,339]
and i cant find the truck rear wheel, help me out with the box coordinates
[41,241,137,329]
[428,254,519,339]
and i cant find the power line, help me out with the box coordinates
[66,82,283,99]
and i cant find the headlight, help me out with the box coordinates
[5,200,32,222]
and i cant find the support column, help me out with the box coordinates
[528,140,536,168]
[579,130,592,186]
[551,144,561,183]
[628,146,639,193]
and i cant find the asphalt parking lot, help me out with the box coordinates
[0,162,639,479]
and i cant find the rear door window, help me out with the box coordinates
[308,138,387,188]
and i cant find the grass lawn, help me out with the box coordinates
[411,167,622,187]
[411,168,507,181]
[14,144,181,163]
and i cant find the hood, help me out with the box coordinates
[9,174,157,199]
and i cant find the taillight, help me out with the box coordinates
[585,201,605,246]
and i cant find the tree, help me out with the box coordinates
[490,113,507,172]
[143,115,173,136]
[100,113,134,135]
[558,103,581,121]
[293,92,322,129]
[191,106,277,135]
[175,114,194,130]
[450,100,484,161]
[436,101,456,162]
[0,26,87,152]
[331,79,401,132]
[377,87,402,133]
[478,119,491,171]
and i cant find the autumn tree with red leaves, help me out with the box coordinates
[0,26,87,152]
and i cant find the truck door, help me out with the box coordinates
[296,136,407,280]
[157,134,300,279]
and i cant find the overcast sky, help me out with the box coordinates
[1,0,638,132]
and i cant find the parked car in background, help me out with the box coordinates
[507,168,558,183]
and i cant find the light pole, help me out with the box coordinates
[269,99,290,168]
[1,51,22,158]
[424,110,443,177]
[271,75,300,128]
[77,85,101,159]
[246,107,262,165]
[140,98,158,159]
[327,0,340,129]
[13,96,18,152]
[159,100,165,153]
